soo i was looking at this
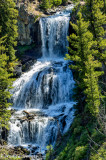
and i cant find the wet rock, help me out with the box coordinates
[0,139,7,145]
[60,115,67,129]
[22,59,37,72]
[14,64,22,77]
[14,146,30,155]
[36,153,43,160]
[22,157,30,160]
[63,65,68,72]
[45,6,66,15]
[21,55,34,65]
[0,128,8,141]
[11,109,18,115]
[68,0,73,5]
[19,55,37,72]
[31,146,39,154]
[18,117,27,123]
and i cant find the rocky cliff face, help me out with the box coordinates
[14,0,44,77]
[17,2,32,45]
[17,0,42,46]
[15,0,73,76]
[16,0,70,46]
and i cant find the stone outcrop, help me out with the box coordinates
[16,0,42,46]
[14,63,22,77]
[16,1,72,46]
[15,1,75,73]
[22,57,37,72]
[17,3,31,45]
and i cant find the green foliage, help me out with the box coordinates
[84,0,106,63]
[40,0,67,11]
[0,0,18,130]
[103,0,106,13]
[52,115,105,160]
[0,35,13,129]
[84,55,103,116]
[40,0,53,11]
[65,13,91,113]
[0,147,22,160]
[53,0,62,6]
[90,142,106,160]
[71,0,80,3]
[65,11,103,116]
[34,15,41,22]
[0,0,18,62]
[17,44,35,57]
[74,145,87,160]
[0,148,21,160]
[91,127,106,143]
[46,145,53,160]
[49,1,106,160]
[62,0,68,5]
[0,156,21,160]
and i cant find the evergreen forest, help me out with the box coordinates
[0,0,106,160]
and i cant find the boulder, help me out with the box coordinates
[36,152,43,160]
[14,64,22,77]
[22,59,36,72]
[14,146,30,155]
[0,139,7,145]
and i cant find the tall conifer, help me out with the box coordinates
[65,12,103,116]
[84,0,106,63]
[0,34,12,129]
[0,0,18,129]
[0,0,18,62]
[84,55,103,116]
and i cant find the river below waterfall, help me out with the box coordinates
[8,5,75,156]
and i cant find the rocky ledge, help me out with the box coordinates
[16,0,74,46]
[0,145,45,160]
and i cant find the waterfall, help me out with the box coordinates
[8,5,75,154]
[40,16,69,58]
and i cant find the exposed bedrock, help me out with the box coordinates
[17,2,42,47]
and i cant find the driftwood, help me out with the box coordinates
[23,110,35,120]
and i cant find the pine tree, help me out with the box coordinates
[40,0,53,11]
[40,0,63,11]
[0,0,18,62]
[53,0,62,6]
[0,0,18,129]
[65,12,103,116]
[83,0,106,115]
[103,0,106,13]
[84,55,103,116]
[0,34,13,129]
[84,0,106,63]
[65,12,93,113]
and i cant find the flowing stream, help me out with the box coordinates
[8,5,75,155]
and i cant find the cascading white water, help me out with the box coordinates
[8,5,75,154]
[40,17,69,58]
[40,5,74,58]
